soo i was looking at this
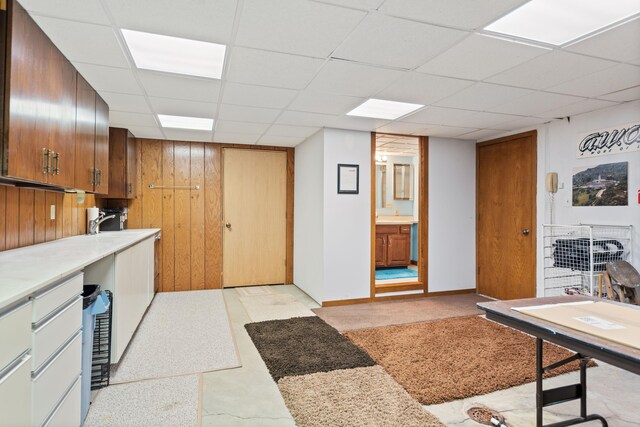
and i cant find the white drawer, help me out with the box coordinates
[32,297,82,371]
[0,301,31,371]
[0,353,32,427]
[43,375,81,427]
[32,273,83,324]
[32,332,82,427]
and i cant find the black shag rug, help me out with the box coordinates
[245,316,375,381]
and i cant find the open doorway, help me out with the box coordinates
[371,133,427,298]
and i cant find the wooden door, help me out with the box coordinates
[387,233,410,266]
[222,149,286,287]
[93,95,109,194]
[74,74,96,192]
[375,235,387,266]
[477,131,537,300]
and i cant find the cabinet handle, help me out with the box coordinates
[97,169,101,187]
[128,183,132,194]
[90,168,95,186]
[41,148,50,175]
[47,150,53,175]
[53,152,60,175]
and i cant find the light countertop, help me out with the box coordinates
[376,215,417,225]
[0,229,160,310]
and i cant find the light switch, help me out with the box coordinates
[50,205,56,220]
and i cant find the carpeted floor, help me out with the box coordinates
[313,293,491,332]
[345,316,594,405]
[375,267,419,280]
[112,290,240,383]
[84,375,200,427]
[278,366,445,427]
[239,293,315,322]
[245,316,375,381]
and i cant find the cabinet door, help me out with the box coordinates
[47,54,77,188]
[74,74,96,192]
[5,1,51,183]
[126,131,137,198]
[106,127,126,198]
[387,233,411,266]
[375,235,387,266]
[94,95,109,194]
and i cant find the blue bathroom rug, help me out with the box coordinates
[375,268,418,280]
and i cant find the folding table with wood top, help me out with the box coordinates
[478,296,640,427]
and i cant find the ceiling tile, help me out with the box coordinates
[226,47,325,89]
[149,97,217,118]
[99,92,151,114]
[275,111,337,127]
[329,115,391,131]
[163,129,214,143]
[456,129,503,141]
[106,0,237,44]
[375,72,473,105]
[598,85,640,102]
[417,34,548,81]
[435,82,533,110]
[138,71,221,102]
[32,17,129,68]
[258,135,304,147]
[546,64,640,98]
[333,14,466,69]
[222,82,298,109]
[288,91,365,115]
[486,51,618,90]
[21,0,110,25]
[378,0,529,30]
[401,106,524,129]
[492,115,548,130]
[566,18,640,62]
[75,63,143,95]
[425,125,479,138]
[109,111,158,127]
[215,120,270,134]
[217,104,281,124]
[488,91,584,116]
[213,132,261,144]
[375,122,430,134]
[307,60,404,97]
[536,99,619,119]
[127,126,165,139]
[235,0,365,57]
[265,125,320,138]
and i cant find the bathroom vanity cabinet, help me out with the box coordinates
[375,224,411,267]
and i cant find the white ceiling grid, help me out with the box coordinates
[17,0,640,144]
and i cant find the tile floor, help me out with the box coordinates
[199,285,640,426]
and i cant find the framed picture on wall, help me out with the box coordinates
[337,164,359,194]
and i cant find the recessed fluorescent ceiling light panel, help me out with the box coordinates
[347,99,423,120]
[158,114,214,130]
[122,29,226,79]
[484,0,640,45]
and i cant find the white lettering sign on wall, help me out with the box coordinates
[576,123,640,158]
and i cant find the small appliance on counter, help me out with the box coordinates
[98,207,128,231]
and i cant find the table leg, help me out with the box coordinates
[537,338,544,427]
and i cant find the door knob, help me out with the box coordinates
[225,223,232,229]
[522,229,530,236]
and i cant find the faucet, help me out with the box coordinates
[89,213,116,235]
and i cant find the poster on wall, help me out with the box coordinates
[572,162,628,206]
[576,123,640,158]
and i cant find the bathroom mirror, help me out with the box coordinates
[394,164,412,200]
[376,164,387,208]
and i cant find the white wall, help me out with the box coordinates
[293,130,325,304]
[322,128,372,301]
[428,138,477,292]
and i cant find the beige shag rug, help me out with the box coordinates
[345,316,595,405]
[278,366,444,427]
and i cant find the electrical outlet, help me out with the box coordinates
[50,205,56,220]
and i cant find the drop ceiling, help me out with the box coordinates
[19,0,640,146]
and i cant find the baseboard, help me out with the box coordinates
[375,282,423,294]
[373,292,426,302]
[322,297,373,307]
[410,260,418,265]
[425,288,476,297]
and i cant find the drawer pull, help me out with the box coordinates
[32,330,81,380]
[0,351,31,384]
[33,295,82,331]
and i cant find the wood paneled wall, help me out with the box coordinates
[104,139,294,293]
[0,185,97,251]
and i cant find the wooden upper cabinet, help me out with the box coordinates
[105,127,137,199]
[93,95,109,194]
[74,73,96,192]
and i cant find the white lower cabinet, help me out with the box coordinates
[0,353,32,427]
[43,375,81,427]
[0,302,31,371]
